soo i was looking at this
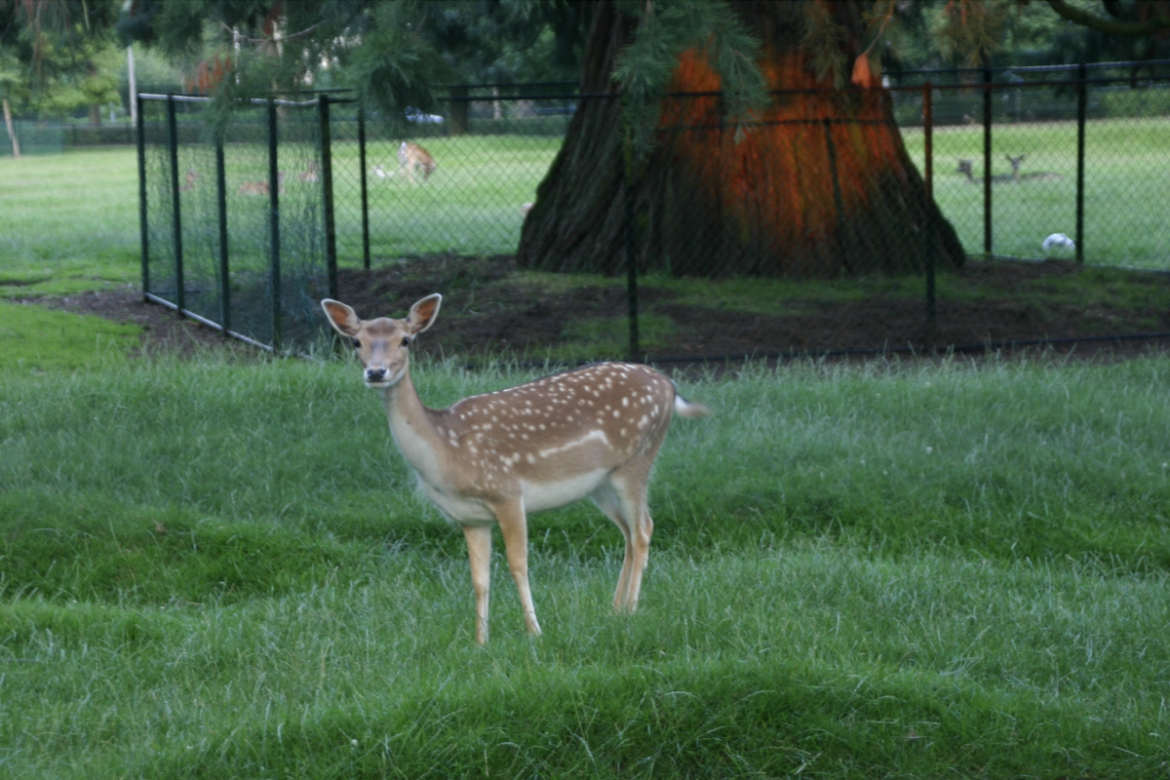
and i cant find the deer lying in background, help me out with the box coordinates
[321,295,709,644]
[398,141,436,184]
[956,155,1062,184]
[298,161,320,183]
[178,168,201,193]
[1005,154,1062,182]
[237,171,285,196]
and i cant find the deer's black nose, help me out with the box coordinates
[365,368,387,382]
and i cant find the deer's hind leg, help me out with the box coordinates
[594,453,657,613]
[591,481,635,611]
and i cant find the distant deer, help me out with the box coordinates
[956,156,1061,184]
[237,171,286,196]
[957,159,977,183]
[398,141,436,184]
[321,295,710,644]
[298,160,320,184]
[1005,154,1062,182]
[178,168,201,193]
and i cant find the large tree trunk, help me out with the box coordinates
[517,1,965,279]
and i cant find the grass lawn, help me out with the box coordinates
[2,120,1170,778]
[0,148,141,296]
[902,118,1170,270]
[2,353,1170,778]
[0,300,141,372]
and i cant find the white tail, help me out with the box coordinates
[237,170,286,196]
[321,296,709,644]
[398,141,436,185]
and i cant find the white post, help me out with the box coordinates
[3,97,20,158]
[127,44,138,126]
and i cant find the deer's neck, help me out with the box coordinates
[378,370,446,483]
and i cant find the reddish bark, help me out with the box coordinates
[517,1,965,279]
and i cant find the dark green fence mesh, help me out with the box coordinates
[138,65,1170,361]
[140,94,334,352]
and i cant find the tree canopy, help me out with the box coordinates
[6,1,1169,125]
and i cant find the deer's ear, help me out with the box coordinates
[406,294,442,335]
[321,299,361,337]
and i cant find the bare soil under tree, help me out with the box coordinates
[30,256,1170,364]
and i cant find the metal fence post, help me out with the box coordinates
[166,93,184,315]
[136,93,149,300]
[982,60,993,257]
[358,104,371,270]
[823,117,853,274]
[268,99,282,350]
[216,136,231,337]
[1076,62,1087,264]
[924,81,936,350]
[622,111,640,362]
[320,94,339,300]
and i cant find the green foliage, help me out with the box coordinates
[0,0,126,118]
[1098,83,1170,118]
[613,1,766,153]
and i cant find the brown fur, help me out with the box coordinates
[398,141,436,184]
[322,295,708,643]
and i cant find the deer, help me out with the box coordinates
[321,295,709,644]
[956,156,1062,184]
[178,168,201,193]
[957,159,977,183]
[237,171,286,196]
[1005,154,1062,182]
[398,141,437,184]
[298,160,320,184]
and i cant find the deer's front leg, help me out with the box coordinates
[491,498,542,637]
[462,523,493,644]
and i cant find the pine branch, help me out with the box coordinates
[1044,0,1170,35]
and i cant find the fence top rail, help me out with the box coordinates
[138,93,321,108]
[139,74,1170,114]
[888,58,1170,77]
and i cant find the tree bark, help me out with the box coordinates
[517,1,966,279]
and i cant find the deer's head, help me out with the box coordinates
[321,295,442,388]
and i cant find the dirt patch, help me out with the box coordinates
[334,255,1170,361]
[16,285,256,358]
[21,257,1170,364]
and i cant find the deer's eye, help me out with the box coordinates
[401,337,412,348]
[350,338,361,349]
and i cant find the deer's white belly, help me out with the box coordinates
[523,469,609,514]
[418,479,496,523]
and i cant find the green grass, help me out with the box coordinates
[0,300,141,372]
[0,148,141,296]
[2,352,1170,777]
[330,135,561,261]
[902,118,1170,269]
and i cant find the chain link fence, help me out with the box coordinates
[139,93,335,351]
[138,62,1170,358]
